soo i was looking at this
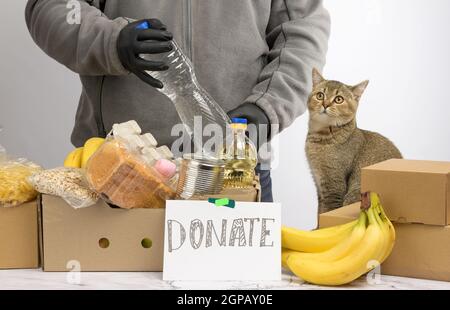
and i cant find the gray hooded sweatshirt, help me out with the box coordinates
[25,0,330,151]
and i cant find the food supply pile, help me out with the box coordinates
[26,121,178,209]
[1,119,258,211]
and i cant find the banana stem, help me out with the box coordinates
[360,192,371,211]
[361,191,378,225]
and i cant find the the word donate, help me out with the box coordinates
[167,217,276,252]
[163,200,281,281]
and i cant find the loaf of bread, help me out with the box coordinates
[86,140,176,209]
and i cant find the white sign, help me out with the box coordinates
[163,200,281,281]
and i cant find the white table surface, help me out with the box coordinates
[0,269,449,290]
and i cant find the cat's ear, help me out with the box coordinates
[351,80,369,101]
[312,68,325,88]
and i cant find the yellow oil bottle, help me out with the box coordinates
[222,118,257,188]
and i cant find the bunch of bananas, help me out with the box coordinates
[64,137,105,168]
[282,192,395,286]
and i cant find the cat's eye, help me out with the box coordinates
[334,96,344,104]
[316,92,325,100]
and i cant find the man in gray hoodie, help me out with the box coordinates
[25,0,330,202]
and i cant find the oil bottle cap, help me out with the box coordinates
[231,118,248,124]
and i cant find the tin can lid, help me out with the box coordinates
[182,153,225,167]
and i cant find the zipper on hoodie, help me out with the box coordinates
[183,0,193,61]
[98,76,107,137]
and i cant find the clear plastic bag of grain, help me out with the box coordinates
[85,122,178,209]
[0,144,42,207]
[28,167,99,209]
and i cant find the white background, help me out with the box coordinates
[1,0,450,230]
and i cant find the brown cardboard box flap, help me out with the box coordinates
[318,202,360,228]
[0,200,39,269]
[319,203,450,282]
[364,159,450,174]
[361,159,450,226]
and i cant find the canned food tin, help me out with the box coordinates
[177,154,225,199]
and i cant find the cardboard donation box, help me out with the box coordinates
[0,200,39,269]
[319,203,450,282]
[40,194,165,272]
[40,183,261,272]
[361,159,450,226]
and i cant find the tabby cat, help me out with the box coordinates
[306,69,402,214]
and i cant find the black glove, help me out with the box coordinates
[227,103,271,148]
[117,19,173,88]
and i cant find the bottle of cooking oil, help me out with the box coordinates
[222,118,257,188]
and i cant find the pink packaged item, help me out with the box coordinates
[154,159,177,180]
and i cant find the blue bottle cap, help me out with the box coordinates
[136,21,151,30]
[231,118,248,124]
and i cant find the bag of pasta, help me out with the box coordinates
[0,144,42,207]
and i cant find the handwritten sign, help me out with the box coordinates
[163,200,281,281]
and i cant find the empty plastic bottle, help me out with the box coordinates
[137,21,231,159]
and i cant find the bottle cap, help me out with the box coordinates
[231,118,248,124]
[136,21,151,30]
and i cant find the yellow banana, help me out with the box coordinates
[281,219,357,253]
[371,193,396,264]
[286,206,385,286]
[81,137,105,168]
[64,147,84,168]
[281,248,297,269]
[372,204,388,265]
[380,213,395,263]
[287,211,367,263]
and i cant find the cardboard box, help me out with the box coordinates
[361,159,450,226]
[40,194,165,272]
[0,200,39,269]
[40,183,260,272]
[319,203,450,282]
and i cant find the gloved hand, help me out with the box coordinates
[117,19,173,88]
[227,103,271,148]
